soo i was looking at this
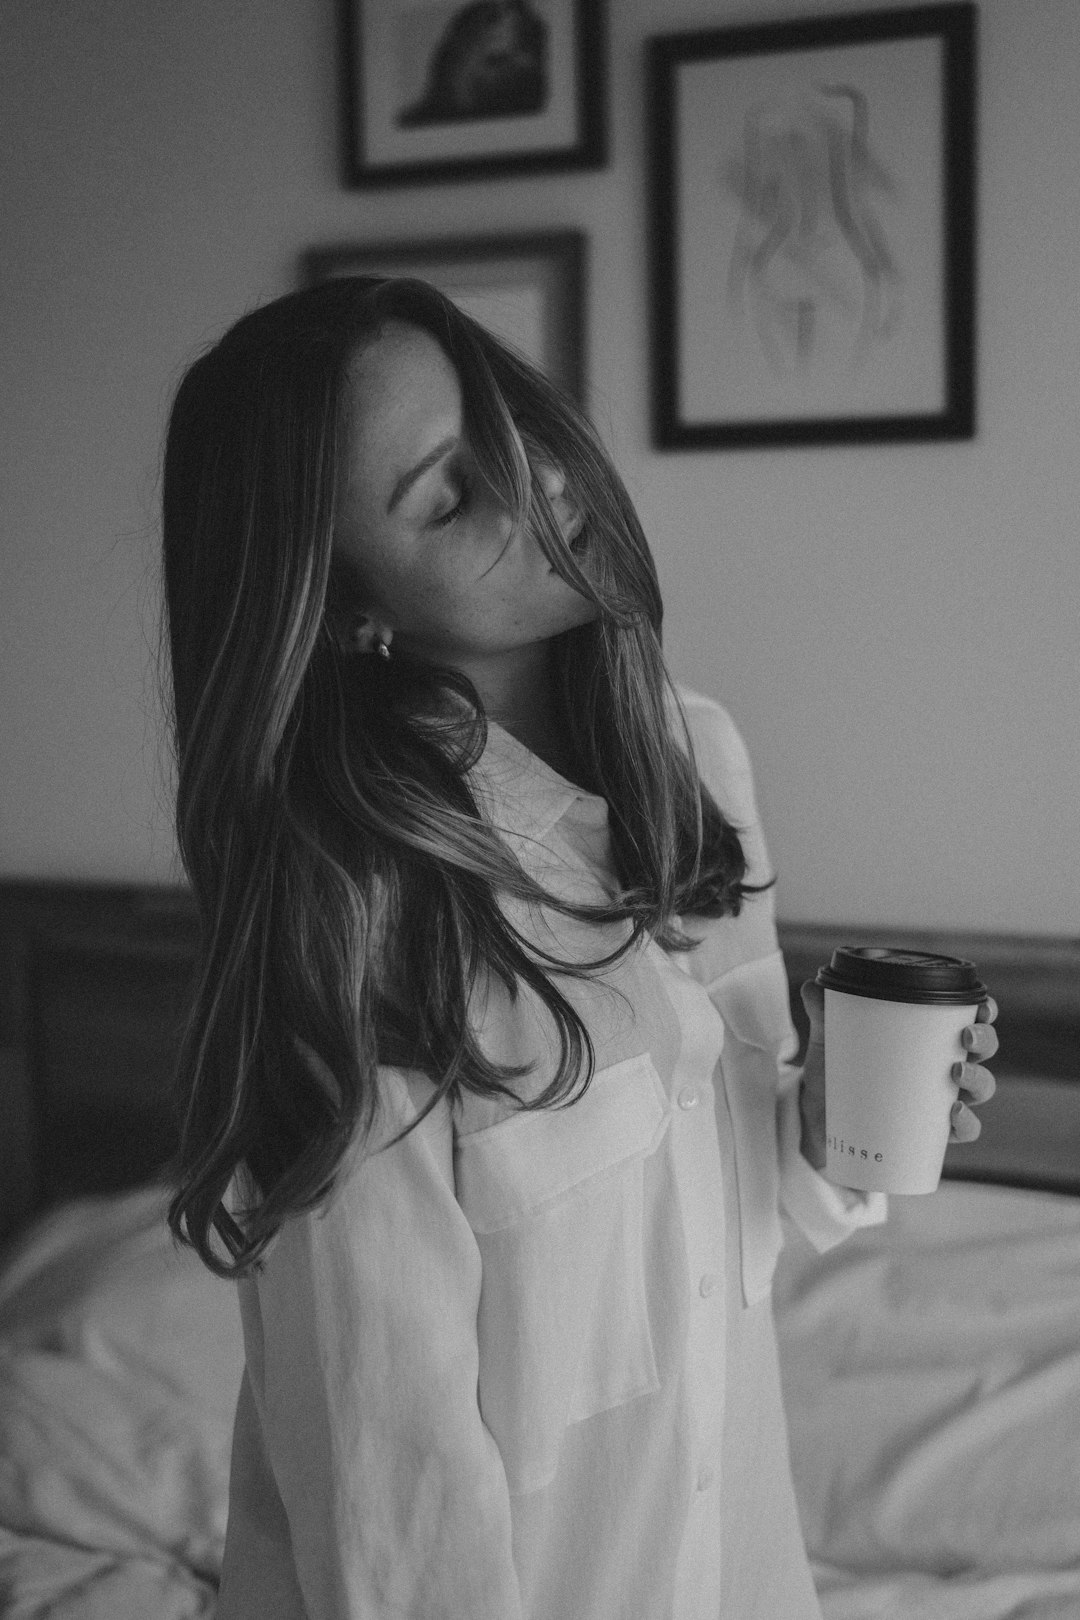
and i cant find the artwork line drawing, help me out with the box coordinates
[723,83,903,377]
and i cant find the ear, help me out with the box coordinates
[346,616,394,658]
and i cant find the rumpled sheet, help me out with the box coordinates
[0,1186,242,1618]
[774,1180,1080,1620]
[0,1526,216,1619]
[1,1178,1078,1619]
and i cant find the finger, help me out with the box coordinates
[976,996,998,1025]
[949,1099,983,1143]
[962,1022,999,1060]
[950,1061,997,1106]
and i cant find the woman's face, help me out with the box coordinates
[333,320,598,675]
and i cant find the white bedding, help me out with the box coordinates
[774,1181,1080,1620]
[0,1187,242,1618]
[0,1179,1077,1618]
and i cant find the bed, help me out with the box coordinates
[0,879,1077,1618]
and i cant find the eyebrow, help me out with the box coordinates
[386,435,459,514]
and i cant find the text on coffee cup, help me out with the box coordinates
[826,1135,884,1162]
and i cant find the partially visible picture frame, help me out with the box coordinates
[306,231,587,400]
[346,0,607,187]
[648,4,977,450]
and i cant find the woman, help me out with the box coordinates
[162,276,996,1619]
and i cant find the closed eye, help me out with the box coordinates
[431,472,471,529]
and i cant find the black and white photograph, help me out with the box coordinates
[349,0,607,184]
[3,3,1080,1618]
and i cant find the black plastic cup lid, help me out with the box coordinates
[816,945,987,1006]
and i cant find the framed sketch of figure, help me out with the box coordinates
[648,5,977,449]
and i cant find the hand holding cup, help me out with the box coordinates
[798,948,997,1195]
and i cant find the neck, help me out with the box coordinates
[458,641,577,780]
[499,697,576,780]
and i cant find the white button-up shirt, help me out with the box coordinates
[219,689,886,1620]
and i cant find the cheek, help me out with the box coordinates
[385,553,485,640]
[338,520,431,620]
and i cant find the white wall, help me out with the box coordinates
[1,0,1077,933]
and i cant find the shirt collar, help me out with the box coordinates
[470,720,609,848]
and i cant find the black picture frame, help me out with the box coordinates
[648,4,977,450]
[345,0,607,187]
[305,230,587,400]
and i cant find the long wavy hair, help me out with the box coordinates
[162,275,765,1276]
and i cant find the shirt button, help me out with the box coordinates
[699,1273,720,1298]
[677,1087,699,1110]
[696,1466,715,1492]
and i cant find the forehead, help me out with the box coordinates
[345,321,462,453]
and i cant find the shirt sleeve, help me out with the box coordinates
[245,1068,524,1620]
[675,686,888,1255]
[776,1068,888,1249]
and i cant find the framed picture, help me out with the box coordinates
[305,231,587,399]
[648,4,977,450]
[346,0,607,186]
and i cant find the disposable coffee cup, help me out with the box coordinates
[816,947,988,1195]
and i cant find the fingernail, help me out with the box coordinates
[951,1061,966,1081]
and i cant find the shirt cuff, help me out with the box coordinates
[777,1072,888,1252]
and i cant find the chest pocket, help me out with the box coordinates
[455,1053,669,1495]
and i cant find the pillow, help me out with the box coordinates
[0,1185,243,1577]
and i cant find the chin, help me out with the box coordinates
[556,603,602,636]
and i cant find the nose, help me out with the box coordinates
[533,459,582,543]
[534,460,567,503]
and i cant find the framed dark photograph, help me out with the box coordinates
[347,0,607,186]
[306,230,587,399]
[648,4,977,450]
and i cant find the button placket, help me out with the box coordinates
[647,942,728,1559]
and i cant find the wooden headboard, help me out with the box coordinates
[1,879,1077,1248]
[0,880,198,1245]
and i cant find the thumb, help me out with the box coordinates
[800,978,825,1044]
